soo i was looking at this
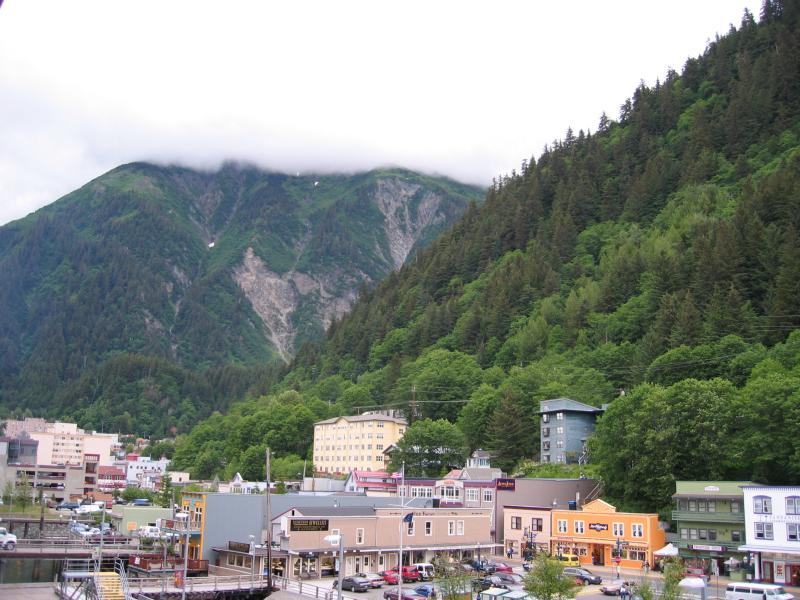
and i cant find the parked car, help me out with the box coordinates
[131,499,151,506]
[383,589,426,600]
[472,576,509,592]
[412,563,436,581]
[494,573,524,587]
[57,501,81,511]
[489,562,514,574]
[563,567,602,585]
[356,573,385,588]
[75,504,102,515]
[382,566,421,583]
[556,554,581,567]
[413,584,436,597]
[0,527,17,551]
[600,580,634,596]
[333,576,371,592]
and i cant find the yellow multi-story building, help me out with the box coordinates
[313,413,407,474]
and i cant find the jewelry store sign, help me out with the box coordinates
[290,519,330,532]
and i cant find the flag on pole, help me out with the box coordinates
[402,513,414,524]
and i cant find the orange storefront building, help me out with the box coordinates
[550,499,666,569]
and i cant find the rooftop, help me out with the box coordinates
[314,414,408,426]
[538,398,605,415]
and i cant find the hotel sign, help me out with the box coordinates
[496,479,516,491]
[290,519,330,532]
[589,523,609,532]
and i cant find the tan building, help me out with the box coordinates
[503,505,553,558]
[215,504,494,580]
[313,413,407,474]
[5,418,117,466]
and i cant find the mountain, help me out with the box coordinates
[0,163,482,432]
[172,1,800,512]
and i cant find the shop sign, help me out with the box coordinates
[704,485,720,492]
[496,478,516,491]
[690,544,724,552]
[229,541,251,553]
[589,523,609,532]
[290,519,330,532]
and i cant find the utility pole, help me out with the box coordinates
[266,447,272,591]
[410,385,417,423]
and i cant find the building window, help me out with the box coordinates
[557,520,567,534]
[755,522,774,540]
[425,521,432,536]
[731,531,741,542]
[356,528,364,544]
[466,489,479,502]
[448,521,455,536]
[708,529,717,541]
[680,528,688,540]
[556,440,564,449]
[457,521,464,535]
[531,518,543,532]
[613,523,624,537]
[556,412,564,420]
[754,496,772,514]
[556,427,564,435]
[542,428,550,437]
[690,529,698,539]
[786,497,800,515]
[542,441,550,451]
[331,529,340,545]
[440,486,460,499]
[511,517,522,530]
[731,500,741,513]
[483,489,494,503]
[575,521,584,534]
[699,529,707,540]
[688,500,697,511]
[542,414,550,423]
[408,520,415,536]
[632,524,644,538]
[788,524,799,541]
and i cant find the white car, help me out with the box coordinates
[75,504,102,515]
[0,527,17,550]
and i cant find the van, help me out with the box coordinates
[413,563,435,580]
[556,554,581,567]
[726,583,794,600]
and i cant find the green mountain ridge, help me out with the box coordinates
[0,163,482,433]
[171,1,800,513]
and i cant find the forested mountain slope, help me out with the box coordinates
[173,1,800,514]
[0,164,481,434]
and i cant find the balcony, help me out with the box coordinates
[672,511,745,523]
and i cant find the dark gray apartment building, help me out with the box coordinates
[538,398,605,464]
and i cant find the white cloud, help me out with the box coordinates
[0,0,760,225]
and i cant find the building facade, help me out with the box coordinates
[2,418,119,466]
[313,413,407,474]
[550,499,665,569]
[538,398,604,464]
[739,485,800,586]
[503,505,553,558]
[672,481,751,577]
[124,454,171,485]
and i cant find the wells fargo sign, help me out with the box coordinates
[290,519,330,532]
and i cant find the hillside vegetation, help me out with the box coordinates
[0,165,480,435]
[171,2,800,514]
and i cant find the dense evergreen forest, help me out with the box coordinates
[171,1,800,515]
[0,165,479,435]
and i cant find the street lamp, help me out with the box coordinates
[38,490,48,538]
[324,533,344,600]
[176,512,191,600]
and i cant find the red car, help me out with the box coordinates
[381,566,421,583]
[490,562,514,574]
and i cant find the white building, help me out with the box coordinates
[125,455,171,486]
[217,473,268,494]
[739,484,800,585]
[5,418,119,467]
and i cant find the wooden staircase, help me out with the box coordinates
[94,571,125,600]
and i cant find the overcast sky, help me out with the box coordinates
[0,1,761,226]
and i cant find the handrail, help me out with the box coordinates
[114,557,132,600]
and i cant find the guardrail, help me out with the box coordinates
[127,573,274,596]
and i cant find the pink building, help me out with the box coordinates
[98,465,127,492]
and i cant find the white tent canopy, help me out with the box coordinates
[654,543,680,557]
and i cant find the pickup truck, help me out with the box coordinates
[0,527,17,550]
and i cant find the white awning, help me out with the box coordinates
[654,543,679,557]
